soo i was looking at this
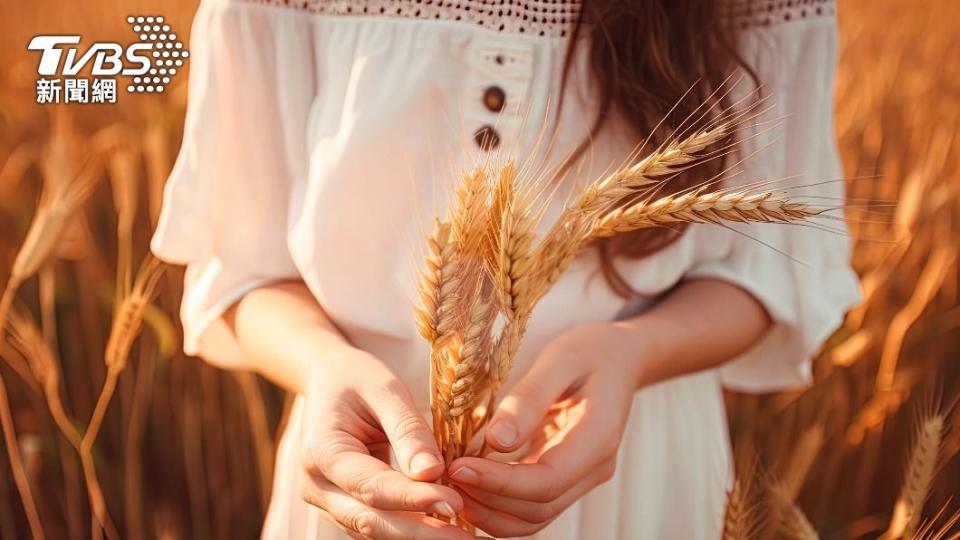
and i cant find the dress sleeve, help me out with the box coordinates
[150,0,316,369]
[686,6,861,391]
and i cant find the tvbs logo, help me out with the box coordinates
[28,16,189,104]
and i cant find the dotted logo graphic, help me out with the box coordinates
[124,16,189,94]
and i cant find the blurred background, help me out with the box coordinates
[0,0,957,538]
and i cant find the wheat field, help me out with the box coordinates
[0,0,957,538]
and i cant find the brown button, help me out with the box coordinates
[474,125,500,151]
[483,85,506,112]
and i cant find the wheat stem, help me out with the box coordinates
[80,372,120,540]
[6,306,82,448]
[0,371,44,540]
[80,255,164,540]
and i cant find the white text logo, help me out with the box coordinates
[28,15,189,104]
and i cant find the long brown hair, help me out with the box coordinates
[563,0,755,297]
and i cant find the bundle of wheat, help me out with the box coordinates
[414,119,828,527]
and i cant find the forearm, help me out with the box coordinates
[223,280,356,393]
[611,278,772,389]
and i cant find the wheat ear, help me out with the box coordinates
[447,296,495,418]
[592,190,821,238]
[450,168,490,265]
[415,221,460,344]
[722,476,762,540]
[520,122,735,315]
[575,122,733,214]
[490,163,536,320]
[887,414,945,539]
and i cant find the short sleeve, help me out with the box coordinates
[686,8,861,391]
[151,0,316,368]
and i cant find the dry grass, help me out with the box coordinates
[0,0,956,538]
[724,1,960,538]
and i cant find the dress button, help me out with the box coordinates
[483,85,506,112]
[474,125,500,151]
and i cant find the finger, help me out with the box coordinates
[365,379,445,481]
[457,457,616,524]
[458,490,545,538]
[303,431,461,516]
[450,406,618,502]
[299,474,475,540]
[486,347,583,452]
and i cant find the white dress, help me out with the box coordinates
[151,0,860,537]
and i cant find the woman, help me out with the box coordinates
[151,0,859,538]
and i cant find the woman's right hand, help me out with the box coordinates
[297,347,472,539]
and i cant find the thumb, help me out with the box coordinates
[486,354,576,452]
[367,381,444,482]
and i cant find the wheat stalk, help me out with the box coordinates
[6,306,81,448]
[80,254,165,540]
[0,156,99,351]
[0,372,44,539]
[781,425,825,500]
[0,152,99,540]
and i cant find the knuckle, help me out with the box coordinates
[299,433,334,475]
[600,459,617,482]
[506,521,547,537]
[352,471,388,506]
[601,437,622,459]
[390,412,427,445]
[297,483,320,506]
[297,476,317,506]
[536,473,564,503]
[530,502,559,523]
[539,484,562,503]
[485,467,513,494]
[299,435,322,473]
[342,507,379,538]
[510,383,548,411]
[525,520,551,535]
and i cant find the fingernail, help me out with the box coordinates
[430,501,457,519]
[410,452,440,475]
[489,420,517,446]
[449,466,479,484]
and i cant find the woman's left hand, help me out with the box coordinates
[446,321,651,537]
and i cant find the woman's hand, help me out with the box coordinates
[297,347,475,540]
[446,322,648,537]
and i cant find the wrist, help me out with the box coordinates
[559,320,659,391]
[603,318,669,390]
[284,328,368,394]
